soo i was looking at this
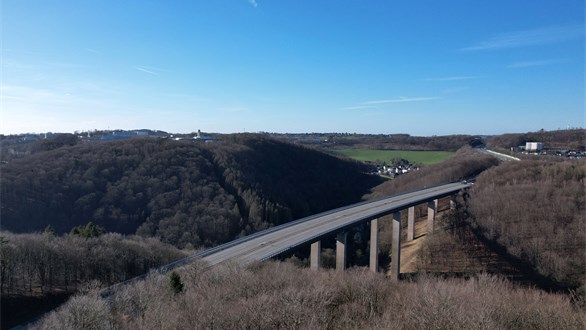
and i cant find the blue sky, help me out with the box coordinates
[1,0,584,135]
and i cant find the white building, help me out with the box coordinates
[525,142,543,152]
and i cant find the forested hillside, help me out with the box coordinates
[292,133,473,151]
[468,159,586,289]
[0,232,185,295]
[0,231,186,329]
[1,135,380,248]
[486,129,585,150]
[327,133,474,151]
[0,133,80,163]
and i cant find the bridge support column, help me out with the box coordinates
[427,199,438,233]
[369,218,378,272]
[336,232,347,271]
[450,195,457,210]
[390,212,401,281]
[407,206,415,241]
[310,241,321,271]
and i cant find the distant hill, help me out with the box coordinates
[0,134,381,247]
[486,129,585,151]
[268,133,475,151]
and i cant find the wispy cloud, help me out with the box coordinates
[134,66,158,75]
[461,24,584,51]
[507,58,568,68]
[343,96,440,110]
[248,0,258,8]
[421,76,479,81]
[362,97,441,105]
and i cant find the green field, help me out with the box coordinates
[335,149,455,165]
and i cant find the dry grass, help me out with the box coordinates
[34,261,585,330]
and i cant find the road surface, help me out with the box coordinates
[165,181,472,270]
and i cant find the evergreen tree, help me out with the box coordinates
[43,224,56,236]
[70,222,106,238]
[168,271,184,295]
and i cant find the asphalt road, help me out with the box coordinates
[197,181,472,267]
[482,149,521,161]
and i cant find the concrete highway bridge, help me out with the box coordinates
[163,181,472,280]
[26,183,470,330]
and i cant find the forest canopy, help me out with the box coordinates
[468,159,586,288]
[1,135,381,248]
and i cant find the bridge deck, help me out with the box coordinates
[167,182,471,269]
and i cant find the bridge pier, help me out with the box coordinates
[390,211,401,281]
[450,195,457,210]
[427,199,438,233]
[336,232,347,271]
[369,218,378,272]
[310,241,321,271]
[407,206,415,241]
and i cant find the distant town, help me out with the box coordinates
[4,129,217,143]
